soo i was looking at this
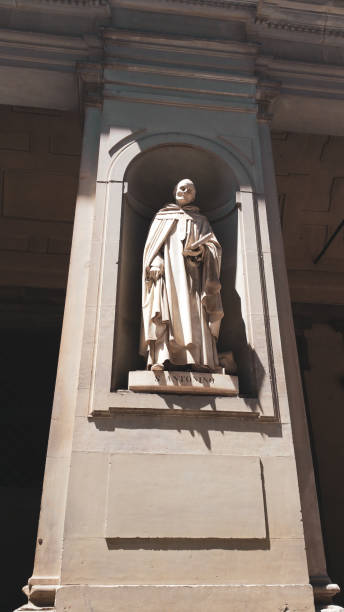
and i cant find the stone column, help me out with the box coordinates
[15,98,102,611]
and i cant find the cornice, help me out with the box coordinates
[106,61,256,83]
[2,0,344,116]
[0,28,103,72]
[257,55,344,101]
[0,28,91,51]
[153,0,255,7]
[258,56,344,81]
[255,16,344,39]
[254,0,344,41]
[104,28,258,56]
[255,16,323,35]
[0,0,111,19]
[112,0,255,6]
[16,0,108,7]
[110,0,256,18]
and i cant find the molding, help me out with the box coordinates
[311,576,342,608]
[250,191,280,419]
[103,29,258,109]
[38,0,106,4]
[141,0,255,7]
[2,2,344,114]
[0,29,103,74]
[105,61,256,84]
[108,0,257,23]
[102,92,257,113]
[14,580,58,610]
[8,0,108,8]
[77,61,104,107]
[257,56,344,100]
[255,16,344,39]
[254,0,344,41]
[99,391,259,418]
[111,0,256,10]
[104,29,258,56]
[0,28,90,50]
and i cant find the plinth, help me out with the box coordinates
[128,370,239,395]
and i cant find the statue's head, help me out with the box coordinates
[173,178,196,207]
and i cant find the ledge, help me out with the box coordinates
[90,389,261,418]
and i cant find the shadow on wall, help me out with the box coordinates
[93,412,282,451]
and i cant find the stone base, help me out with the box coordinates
[313,580,343,611]
[55,584,315,612]
[128,370,239,395]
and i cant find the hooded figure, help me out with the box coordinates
[140,179,223,372]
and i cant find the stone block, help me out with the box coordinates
[262,456,304,539]
[64,452,108,538]
[49,132,81,157]
[61,535,309,586]
[0,130,30,151]
[3,169,77,222]
[105,454,265,539]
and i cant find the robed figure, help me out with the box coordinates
[140,179,224,372]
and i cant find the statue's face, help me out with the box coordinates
[174,179,196,206]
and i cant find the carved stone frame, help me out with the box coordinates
[82,131,285,421]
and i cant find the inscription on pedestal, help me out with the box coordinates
[155,371,215,385]
[128,370,239,395]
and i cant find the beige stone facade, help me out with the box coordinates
[0,2,343,611]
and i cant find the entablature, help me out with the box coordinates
[1,0,344,131]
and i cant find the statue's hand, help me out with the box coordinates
[183,245,204,265]
[148,254,164,282]
[183,247,203,258]
[149,265,164,282]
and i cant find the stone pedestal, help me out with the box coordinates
[128,370,239,395]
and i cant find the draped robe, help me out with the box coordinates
[140,203,224,370]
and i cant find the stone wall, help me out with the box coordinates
[0,105,81,288]
[272,131,344,306]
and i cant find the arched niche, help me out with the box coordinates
[111,140,256,395]
[108,131,254,190]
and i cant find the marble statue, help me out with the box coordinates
[140,178,224,372]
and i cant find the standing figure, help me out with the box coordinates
[140,179,223,372]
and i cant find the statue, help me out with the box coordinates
[140,179,224,372]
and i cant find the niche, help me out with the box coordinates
[111,144,256,395]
